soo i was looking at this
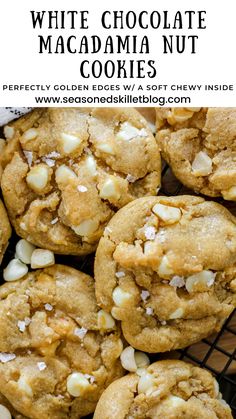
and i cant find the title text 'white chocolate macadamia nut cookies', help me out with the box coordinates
[0,200,11,265]
[0,265,124,419]
[95,196,236,353]
[156,107,236,199]
[1,107,161,255]
[94,360,233,419]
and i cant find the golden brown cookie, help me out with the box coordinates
[0,265,124,419]
[95,195,236,352]
[0,200,11,265]
[156,107,236,199]
[94,360,233,419]
[1,108,161,255]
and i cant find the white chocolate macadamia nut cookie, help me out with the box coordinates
[94,360,233,419]
[1,108,161,255]
[0,265,124,419]
[0,200,11,265]
[95,196,236,353]
[156,107,236,199]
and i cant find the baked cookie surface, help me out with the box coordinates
[0,264,124,419]
[94,360,233,419]
[156,107,236,199]
[95,195,236,352]
[1,107,161,255]
[0,200,11,265]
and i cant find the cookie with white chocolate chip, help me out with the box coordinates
[156,107,236,200]
[0,200,11,265]
[95,195,236,353]
[94,360,233,419]
[0,264,124,419]
[1,107,161,255]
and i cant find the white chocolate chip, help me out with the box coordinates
[67,372,90,397]
[3,259,28,282]
[0,405,12,419]
[185,270,216,293]
[192,151,213,176]
[74,327,87,339]
[17,376,33,397]
[117,122,148,141]
[120,346,137,372]
[26,164,50,192]
[37,362,47,371]
[77,185,88,193]
[97,143,114,154]
[72,219,99,237]
[45,303,53,311]
[152,203,181,224]
[31,249,55,269]
[169,307,184,319]
[97,310,115,330]
[22,128,38,141]
[112,287,132,307]
[55,165,77,184]
[138,372,155,394]
[99,177,121,201]
[134,352,150,368]
[85,156,97,176]
[0,353,16,363]
[59,133,82,154]
[4,125,15,139]
[157,255,174,278]
[15,239,36,264]
[222,186,236,201]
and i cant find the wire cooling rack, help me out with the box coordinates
[0,153,235,417]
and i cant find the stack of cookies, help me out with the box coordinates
[0,107,234,419]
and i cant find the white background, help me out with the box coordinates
[0,0,235,106]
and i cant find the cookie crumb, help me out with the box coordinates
[74,327,87,339]
[0,352,16,363]
[37,361,47,371]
